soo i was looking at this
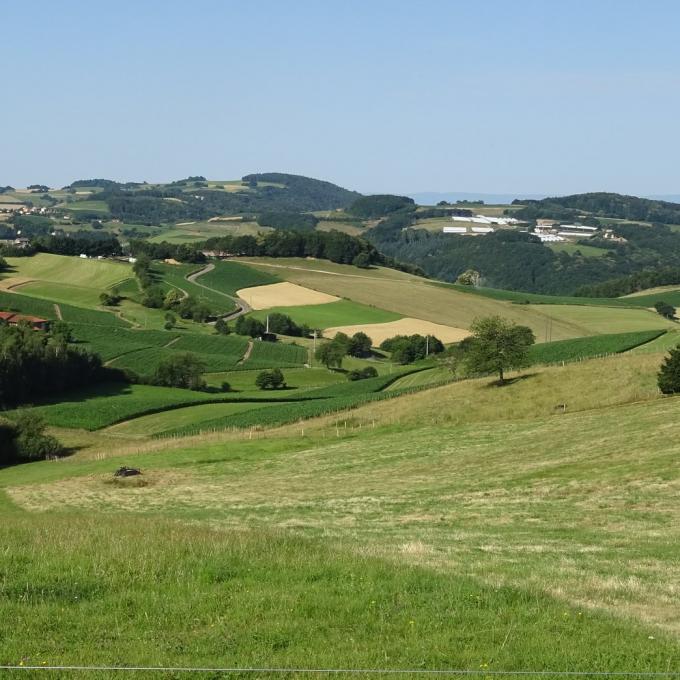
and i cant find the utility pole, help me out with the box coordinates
[312,330,317,367]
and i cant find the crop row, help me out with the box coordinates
[527,329,666,365]
[196,260,279,296]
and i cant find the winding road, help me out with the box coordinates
[186,263,252,322]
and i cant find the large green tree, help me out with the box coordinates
[464,316,535,384]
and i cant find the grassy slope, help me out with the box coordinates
[3,354,680,669]
[4,253,130,289]
[239,258,670,340]
[2,383,291,430]
[196,260,280,295]
[154,263,236,314]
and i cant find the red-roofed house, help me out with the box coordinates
[0,311,49,331]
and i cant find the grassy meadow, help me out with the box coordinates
[2,351,680,672]
[5,252,680,673]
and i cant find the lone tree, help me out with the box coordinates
[658,347,680,393]
[654,301,676,320]
[316,334,349,369]
[154,353,206,390]
[255,368,285,390]
[465,316,535,384]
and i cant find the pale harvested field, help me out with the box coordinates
[623,285,680,298]
[325,317,469,344]
[237,282,340,309]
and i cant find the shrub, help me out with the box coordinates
[658,347,680,394]
[255,368,285,390]
[0,412,63,464]
[347,366,379,381]
[153,353,207,390]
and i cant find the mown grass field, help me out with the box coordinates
[250,299,402,329]
[17,280,113,309]
[4,253,130,289]
[536,304,674,334]
[197,260,280,296]
[2,352,680,672]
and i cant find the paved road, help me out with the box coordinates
[186,263,252,322]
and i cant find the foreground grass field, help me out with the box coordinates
[2,352,680,673]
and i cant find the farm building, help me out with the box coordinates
[443,226,468,234]
[557,225,598,238]
[0,237,30,249]
[451,214,519,226]
[0,312,49,331]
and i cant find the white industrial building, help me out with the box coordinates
[451,214,520,226]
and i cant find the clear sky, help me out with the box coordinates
[2,0,679,196]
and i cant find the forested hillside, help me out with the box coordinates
[368,216,680,294]
[87,174,361,224]
[511,192,680,225]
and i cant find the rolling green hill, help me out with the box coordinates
[2,350,680,672]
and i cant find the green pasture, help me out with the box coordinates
[5,253,131,289]
[105,400,274,437]
[61,199,110,214]
[2,354,680,670]
[154,263,237,314]
[536,304,675,335]
[546,242,609,257]
[526,329,667,365]
[197,260,280,296]
[17,281,107,309]
[238,339,308,370]
[204,367,346,392]
[2,383,246,430]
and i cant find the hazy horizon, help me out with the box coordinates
[3,0,679,196]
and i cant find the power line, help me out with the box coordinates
[1,666,679,677]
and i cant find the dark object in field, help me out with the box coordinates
[114,466,141,477]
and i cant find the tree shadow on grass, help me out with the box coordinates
[484,372,538,388]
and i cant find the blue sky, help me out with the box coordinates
[2,0,679,196]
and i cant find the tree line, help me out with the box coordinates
[511,192,680,226]
[0,322,107,408]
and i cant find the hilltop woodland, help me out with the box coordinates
[78,173,361,224]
